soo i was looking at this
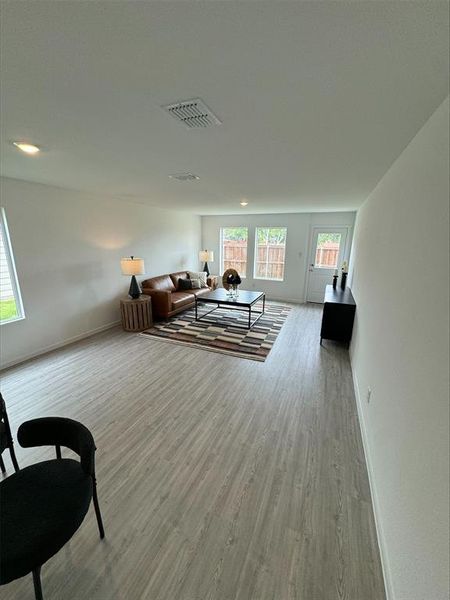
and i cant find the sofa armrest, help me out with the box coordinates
[207,275,218,290]
[141,289,172,318]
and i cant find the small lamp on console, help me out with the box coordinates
[199,250,214,276]
[121,256,145,299]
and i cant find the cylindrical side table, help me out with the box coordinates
[120,295,153,332]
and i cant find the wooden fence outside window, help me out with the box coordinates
[223,241,339,277]
[314,242,340,268]
[223,240,248,276]
[223,241,286,280]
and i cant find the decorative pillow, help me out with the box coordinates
[187,271,208,288]
[190,278,201,289]
[178,278,192,291]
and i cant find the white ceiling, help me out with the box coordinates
[1,1,448,215]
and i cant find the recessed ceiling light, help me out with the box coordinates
[240,201,248,206]
[168,173,200,181]
[12,142,40,155]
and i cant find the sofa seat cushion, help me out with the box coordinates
[171,291,195,309]
[143,274,175,292]
[191,287,211,298]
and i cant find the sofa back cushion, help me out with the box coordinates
[141,274,175,292]
[170,272,188,288]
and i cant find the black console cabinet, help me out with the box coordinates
[320,285,356,345]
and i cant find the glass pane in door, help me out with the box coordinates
[314,233,342,268]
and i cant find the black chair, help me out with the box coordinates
[0,393,20,473]
[0,417,105,600]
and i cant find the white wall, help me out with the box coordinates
[201,212,355,302]
[0,177,201,368]
[349,98,449,600]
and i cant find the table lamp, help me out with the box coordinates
[199,250,214,276]
[121,256,145,299]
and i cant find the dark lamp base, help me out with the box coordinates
[128,275,141,299]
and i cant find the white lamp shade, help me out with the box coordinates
[121,257,145,276]
[199,250,214,262]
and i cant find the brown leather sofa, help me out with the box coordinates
[141,271,214,320]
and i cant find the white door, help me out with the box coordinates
[306,227,349,303]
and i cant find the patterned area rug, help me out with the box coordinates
[140,302,291,361]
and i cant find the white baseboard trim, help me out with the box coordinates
[266,296,304,304]
[0,320,121,371]
[351,367,394,600]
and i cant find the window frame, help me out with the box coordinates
[0,207,25,325]
[253,226,288,282]
[220,226,249,278]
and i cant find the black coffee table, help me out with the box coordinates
[195,289,266,329]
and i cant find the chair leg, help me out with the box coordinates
[0,454,5,474]
[92,480,105,539]
[9,444,20,472]
[32,567,44,600]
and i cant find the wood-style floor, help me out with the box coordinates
[0,304,385,600]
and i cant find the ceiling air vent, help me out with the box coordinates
[168,173,200,181]
[162,98,222,128]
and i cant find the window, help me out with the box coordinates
[0,208,24,324]
[221,227,248,277]
[314,232,342,268]
[254,227,287,281]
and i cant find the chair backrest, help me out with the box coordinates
[0,393,13,453]
[18,417,97,475]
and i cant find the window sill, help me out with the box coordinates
[253,277,284,282]
[0,315,26,326]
